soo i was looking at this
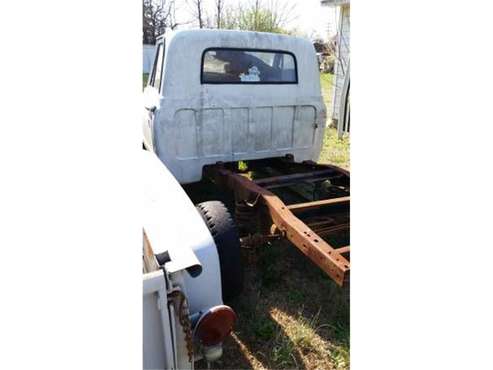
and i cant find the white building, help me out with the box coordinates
[143,44,156,74]
[322,0,350,137]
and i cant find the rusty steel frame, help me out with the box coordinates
[336,246,350,255]
[253,169,338,187]
[287,196,350,212]
[211,166,350,286]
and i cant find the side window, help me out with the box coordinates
[150,43,165,91]
[201,48,297,84]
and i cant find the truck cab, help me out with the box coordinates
[143,29,326,184]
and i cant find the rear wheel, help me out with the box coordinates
[196,201,243,301]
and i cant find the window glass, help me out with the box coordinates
[202,49,297,84]
[150,43,164,90]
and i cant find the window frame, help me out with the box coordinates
[149,42,165,92]
[200,47,299,85]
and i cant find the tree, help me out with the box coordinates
[187,0,208,28]
[217,2,241,30]
[143,0,180,44]
[214,0,297,34]
[215,0,225,28]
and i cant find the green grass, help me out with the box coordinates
[319,72,350,170]
[203,240,350,370]
[320,72,334,110]
[253,317,277,341]
[318,127,350,170]
[143,73,149,89]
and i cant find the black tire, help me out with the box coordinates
[196,201,243,301]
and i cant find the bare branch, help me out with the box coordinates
[143,0,176,43]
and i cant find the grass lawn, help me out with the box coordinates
[143,73,149,89]
[319,73,350,170]
[319,127,350,170]
[196,240,350,370]
[320,72,334,107]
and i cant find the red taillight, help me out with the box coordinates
[194,305,237,346]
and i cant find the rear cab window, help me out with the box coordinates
[201,48,297,84]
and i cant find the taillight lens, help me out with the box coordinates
[194,305,237,346]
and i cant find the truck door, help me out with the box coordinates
[143,42,165,151]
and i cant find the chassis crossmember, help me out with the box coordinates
[206,158,350,286]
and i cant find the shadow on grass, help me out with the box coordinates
[197,240,349,370]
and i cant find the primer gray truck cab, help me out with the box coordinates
[143,29,326,184]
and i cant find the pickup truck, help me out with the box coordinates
[143,29,350,369]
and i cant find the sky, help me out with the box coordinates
[173,0,337,41]
[287,0,337,40]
